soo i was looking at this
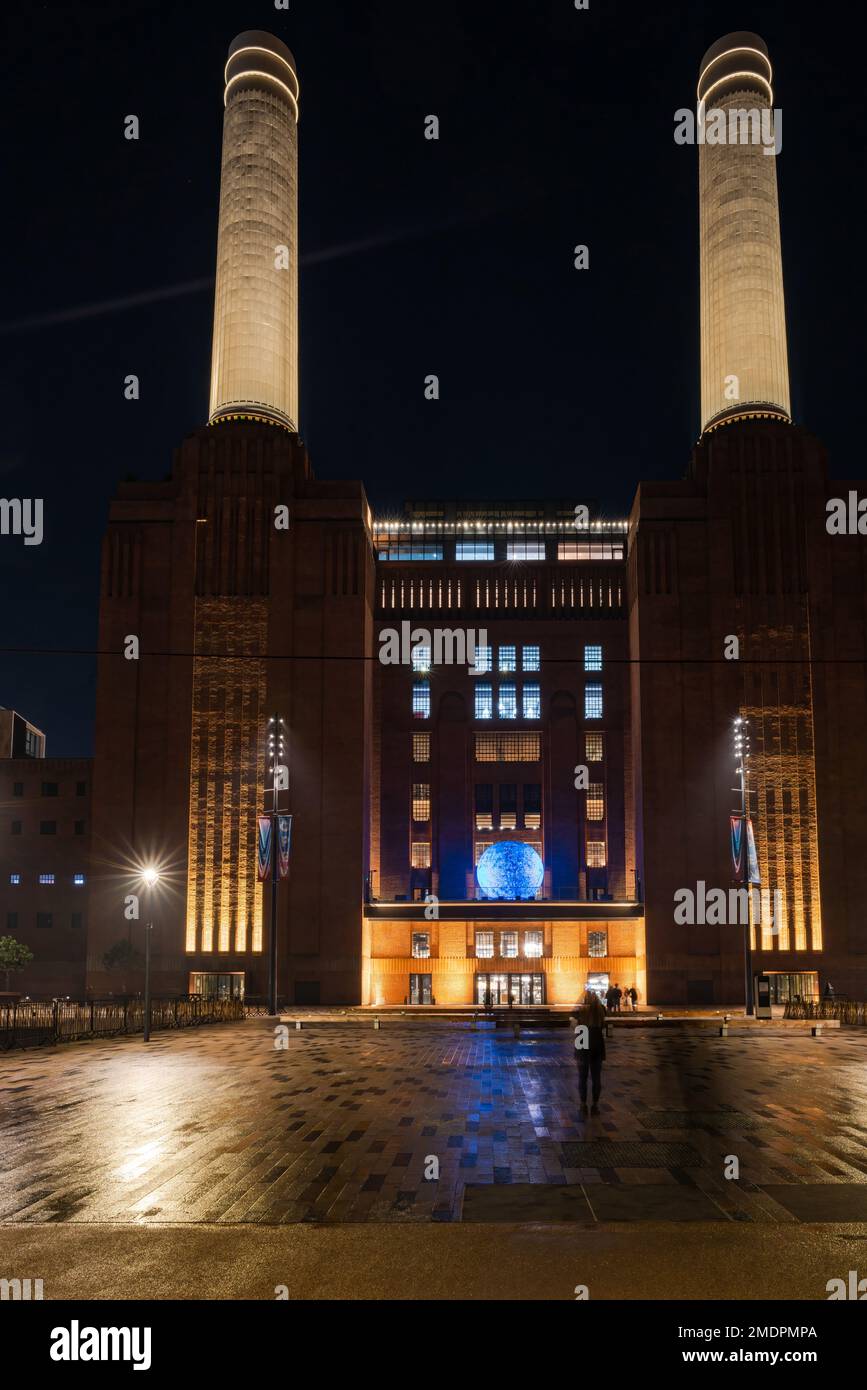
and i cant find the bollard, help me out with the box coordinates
[719,1024,728,1037]
[656,1013,663,1021]
[373,1017,381,1030]
[811,1024,823,1037]
[295,1020,303,1030]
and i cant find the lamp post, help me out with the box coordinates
[267,716,286,1017]
[733,719,754,1017]
[140,867,160,1042]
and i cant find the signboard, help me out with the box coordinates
[755,974,772,1019]
[730,815,761,885]
[257,817,272,881]
[277,814,293,880]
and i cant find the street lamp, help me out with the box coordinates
[733,718,754,1017]
[140,867,160,1042]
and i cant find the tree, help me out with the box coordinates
[102,939,144,995]
[0,936,34,991]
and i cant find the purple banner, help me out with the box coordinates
[257,817,272,881]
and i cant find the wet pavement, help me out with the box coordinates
[2,1018,867,1228]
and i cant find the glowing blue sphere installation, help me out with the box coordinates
[476,842,544,901]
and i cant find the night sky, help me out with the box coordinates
[1,0,862,755]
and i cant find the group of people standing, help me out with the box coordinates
[570,982,639,1113]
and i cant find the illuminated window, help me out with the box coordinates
[38,873,55,886]
[474,841,494,865]
[412,645,431,673]
[411,843,431,869]
[523,930,543,958]
[475,733,541,761]
[472,645,492,674]
[522,645,540,671]
[507,542,545,560]
[499,812,517,830]
[587,841,606,867]
[500,931,518,958]
[588,928,608,956]
[412,931,430,958]
[587,784,604,821]
[585,683,603,719]
[557,541,624,560]
[499,684,517,719]
[475,683,493,720]
[9,873,20,885]
[522,683,541,719]
[378,545,443,560]
[498,646,517,672]
[73,873,86,886]
[413,733,430,762]
[456,542,494,560]
[476,931,495,959]
[585,733,603,761]
[412,681,430,719]
[412,784,431,821]
[584,645,603,671]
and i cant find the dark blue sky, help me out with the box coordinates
[1,0,862,754]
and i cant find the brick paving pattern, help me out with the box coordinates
[1,1020,866,1225]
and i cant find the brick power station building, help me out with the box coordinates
[7,30,867,1008]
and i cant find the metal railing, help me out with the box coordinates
[0,996,245,1050]
[784,999,866,1026]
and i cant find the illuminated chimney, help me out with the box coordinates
[209,31,300,431]
[698,32,790,433]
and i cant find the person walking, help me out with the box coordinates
[613,982,623,1013]
[629,985,638,1011]
[605,982,617,1012]
[571,989,607,1114]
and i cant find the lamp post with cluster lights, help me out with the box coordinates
[733,718,754,1017]
[267,715,287,1016]
[140,866,160,1042]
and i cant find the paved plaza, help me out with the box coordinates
[2,1018,867,1230]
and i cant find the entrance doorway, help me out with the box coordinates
[188,971,245,999]
[475,973,545,1006]
[409,973,432,1005]
[586,972,609,1002]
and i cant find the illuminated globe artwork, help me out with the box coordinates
[476,842,544,901]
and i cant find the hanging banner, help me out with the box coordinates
[257,817,272,881]
[277,814,293,880]
[730,815,761,885]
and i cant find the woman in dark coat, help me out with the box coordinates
[572,989,607,1114]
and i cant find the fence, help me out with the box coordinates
[784,999,867,1026]
[0,996,245,1050]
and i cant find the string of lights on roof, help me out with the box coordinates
[373,519,629,532]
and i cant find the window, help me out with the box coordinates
[475,931,495,959]
[24,728,41,756]
[13,782,23,797]
[42,781,58,797]
[522,683,541,719]
[557,541,624,560]
[585,733,603,761]
[587,784,604,821]
[36,913,53,929]
[74,820,86,836]
[456,542,494,560]
[475,683,493,720]
[500,931,518,958]
[412,932,431,958]
[412,682,430,719]
[498,646,516,673]
[11,820,22,835]
[412,784,431,821]
[524,784,542,830]
[76,781,86,796]
[73,873,86,886]
[588,929,608,957]
[411,842,431,869]
[475,733,541,761]
[523,930,543,958]
[38,873,55,885]
[506,542,545,560]
[585,683,603,719]
[471,645,492,674]
[413,733,430,762]
[6,912,18,931]
[40,821,57,835]
[9,873,21,885]
[474,840,494,865]
[71,913,83,930]
[587,841,606,867]
[499,784,517,830]
[411,645,431,673]
[475,784,493,831]
[584,645,603,672]
[378,545,443,560]
[498,684,517,719]
[522,645,540,671]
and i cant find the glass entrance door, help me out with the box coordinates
[511,973,544,1005]
[476,973,544,1005]
[475,973,509,1005]
[409,973,432,1005]
[586,972,609,1002]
